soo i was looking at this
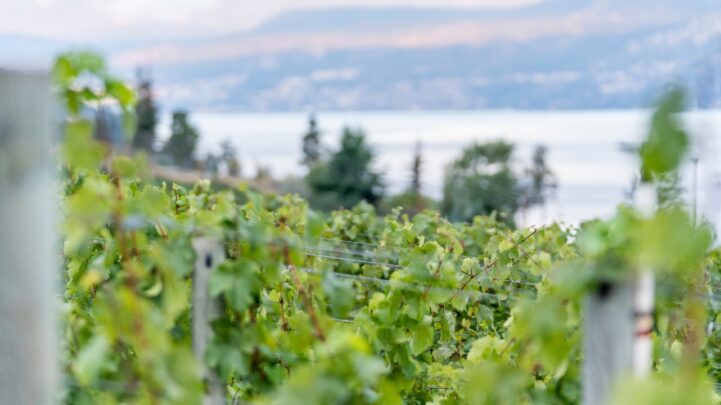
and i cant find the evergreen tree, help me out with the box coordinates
[522,145,557,209]
[204,152,220,177]
[162,111,199,168]
[132,70,158,152]
[220,139,241,177]
[306,127,384,210]
[441,141,519,224]
[381,140,433,216]
[301,115,323,166]
[410,140,422,196]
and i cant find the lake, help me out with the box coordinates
[159,110,721,227]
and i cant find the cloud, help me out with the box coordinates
[0,0,543,41]
[111,8,603,68]
[89,0,218,23]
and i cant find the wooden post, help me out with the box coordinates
[192,237,226,405]
[632,272,654,376]
[632,184,656,377]
[582,184,656,405]
[0,70,57,403]
[582,281,635,405]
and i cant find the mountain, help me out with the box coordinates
[138,0,721,111]
[3,0,720,110]
[250,1,589,35]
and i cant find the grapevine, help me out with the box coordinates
[55,52,721,405]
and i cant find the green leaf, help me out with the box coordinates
[72,334,110,385]
[63,120,104,170]
[105,79,136,109]
[52,55,77,86]
[377,379,403,405]
[410,320,434,356]
[305,210,326,240]
[451,293,469,311]
[322,272,355,318]
[467,336,506,363]
[209,261,260,312]
[639,89,688,182]
[68,51,106,74]
[111,155,137,177]
[499,239,514,252]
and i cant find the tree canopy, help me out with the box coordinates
[441,141,519,224]
[162,111,199,168]
[131,72,158,153]
[301,115,323,166]
[306,127,384,210]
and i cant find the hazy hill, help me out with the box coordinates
[2,0,720,110]
[250,2,588,35]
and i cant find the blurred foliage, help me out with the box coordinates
[520,145,557,211]
[383,141,434,216]
[441,141,559,226]
[220,139,241,177]
[410,141,423,198]
[162,111,199,169]
[301,115,323,167]
[306,127,384,210]
[132,73,158,153]
[639,88,688,183]
[382,191,435,216]
[53,51,135,117]
[441,141,519,225]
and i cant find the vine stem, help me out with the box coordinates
[503,228,542,270]
[498,338,516,358]
[155,221,168,240]
[110,171,157,404]
[449,228,538,301]
[449,258,499,302]
[422,259,444,301]
[279,295,290,332]
[284,246,326,342]
[681,270,706,378]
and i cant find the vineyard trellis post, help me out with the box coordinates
[582,184,656,405]
[0,69,56,404]
[582,280,635,405]
[631,185,656,378]
[192,237,226,405]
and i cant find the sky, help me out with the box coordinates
[0,0,543,41]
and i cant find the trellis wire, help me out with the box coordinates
[315,229,539,264]
[304,252,406,269]
[297,267,522,302]
[302,249,539,287]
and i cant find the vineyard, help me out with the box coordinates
[54,54,721,405]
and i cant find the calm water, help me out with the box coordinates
[159,110,721,227]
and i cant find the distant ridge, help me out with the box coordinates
[251,0,592,35]
[253,7,519,34]
[249,0,716,36]
[2,0,719,110]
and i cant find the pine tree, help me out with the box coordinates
[441,141,519,224]
[306,127,384,210]
[162,111,199,168]
[301,115,322,166]
[410,140,424,213]
[132,69,158,152]
[220,139,241,177]
[523,145,557,209]
[382,141,430,216]
[410,140,422,196]
[204,152,220,177]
